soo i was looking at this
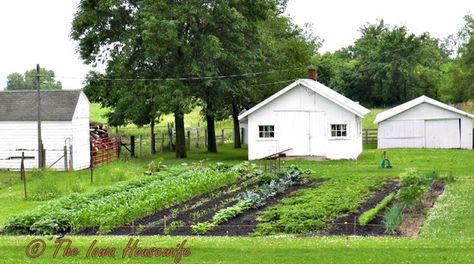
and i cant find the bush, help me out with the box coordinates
[383,203,404,234]
[358,193,395,226]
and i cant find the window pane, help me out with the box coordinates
[342,131,347,137]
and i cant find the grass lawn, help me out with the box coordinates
[0,236,472,263]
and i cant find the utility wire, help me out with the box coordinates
[53,67,307,82]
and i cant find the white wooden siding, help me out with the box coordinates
[378,102,473,149]
[246,84,363,160]
[71,92,91,170]
[0,91,91,170]
[0,121,72,170]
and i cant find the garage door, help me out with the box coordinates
[425,119,461,148]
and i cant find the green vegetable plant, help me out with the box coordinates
[358,193,395,226]
[383,203,404,234]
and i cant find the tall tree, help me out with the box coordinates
[315,21,446,107]
[5,67,62,90]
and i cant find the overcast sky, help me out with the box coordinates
[0,0,472,90]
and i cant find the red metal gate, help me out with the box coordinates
[91,137,119,166]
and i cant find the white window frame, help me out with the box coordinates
[330,123,349,139]
[258,125,275,138]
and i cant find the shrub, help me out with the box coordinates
[383,203,404,234]
[358,193,395,226]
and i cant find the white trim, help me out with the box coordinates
[374,95,474,124]
[238,79,371,120]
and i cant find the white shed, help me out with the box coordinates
[0,90,91,170]
[238,77,370,160]
[375,95,474,149]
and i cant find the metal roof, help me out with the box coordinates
[238,79,371,120]
[0,90,82,121]
[374,95,474,124]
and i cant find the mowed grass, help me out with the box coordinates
[0,236,472,263]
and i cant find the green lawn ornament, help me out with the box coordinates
[379,151,392,169]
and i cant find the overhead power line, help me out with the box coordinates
[53,67,307,82]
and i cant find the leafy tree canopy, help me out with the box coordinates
[5,67,62,90]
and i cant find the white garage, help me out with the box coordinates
[238,72,370,160]
[0,90,91,170]
[375,95,474,149]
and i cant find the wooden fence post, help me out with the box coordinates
[187,131,191,150]
[130,135,135,158]
[21,152,27,199]
[68,145,73,170]
[161,133,165,153]
[116,137,121,158]
[221,129,225,144]
[139,135,142,157]
[365,129,369,144]
[196,130,200,148]
[64,145,68,171]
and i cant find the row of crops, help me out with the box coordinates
[3,162,255,235]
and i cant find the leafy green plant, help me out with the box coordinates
[191,222,216,235]
[144,159,168,175]
[358,193,395,226]
[383,203,404,234]
[397,168,439,208]
[238,192,265,208]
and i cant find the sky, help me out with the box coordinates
[0,0,472,90]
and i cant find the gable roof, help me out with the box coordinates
[238,79,370,120]
[374,95,474,124]
[0,90,83,121]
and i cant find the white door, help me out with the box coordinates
[425,119,461,148]
[309,112,326,156]
[276,111,310,156]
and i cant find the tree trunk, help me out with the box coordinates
[206,113,217,153]
[174,111,187,158]
[150,119,156,155]
[232,101,241,148]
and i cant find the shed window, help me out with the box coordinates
[331,124,347,137]
[259,125,274,138]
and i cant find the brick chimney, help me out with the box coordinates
[307,68,317,81]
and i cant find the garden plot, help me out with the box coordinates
[326,170,447,236]
[109,167,319,236]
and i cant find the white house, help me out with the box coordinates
[238,72,371,160]
[0,90,91,170]
[375,95,474,149]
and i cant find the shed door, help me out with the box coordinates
[309,112,326,156]
[276,111,310,156]
[425,119,461,148]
